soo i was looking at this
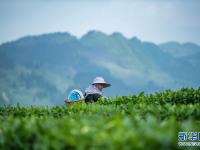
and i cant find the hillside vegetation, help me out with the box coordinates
[1,31,200,105]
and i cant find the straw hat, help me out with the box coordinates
[92,77,111,88]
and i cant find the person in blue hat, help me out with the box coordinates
[84,77,111,103]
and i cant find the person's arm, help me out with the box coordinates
[84,94,101,103]
[93,94,101,102]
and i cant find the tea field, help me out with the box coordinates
[0,87,200,150]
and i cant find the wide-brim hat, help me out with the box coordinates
[92,77,111,88]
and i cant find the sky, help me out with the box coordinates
[0,0,200,44]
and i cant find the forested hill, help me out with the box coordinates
[0,30,200,105]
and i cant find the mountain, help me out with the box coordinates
[159,41,200,66]
[0,31,200,106]
[159,42,200,58]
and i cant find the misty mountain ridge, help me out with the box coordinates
[0,30,200,106]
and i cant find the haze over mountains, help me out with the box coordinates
[0,30,200,106]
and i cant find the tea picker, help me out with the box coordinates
[64,77,111,105]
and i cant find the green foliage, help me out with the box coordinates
[0,87,200,150]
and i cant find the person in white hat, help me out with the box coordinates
[84,77,111,102]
